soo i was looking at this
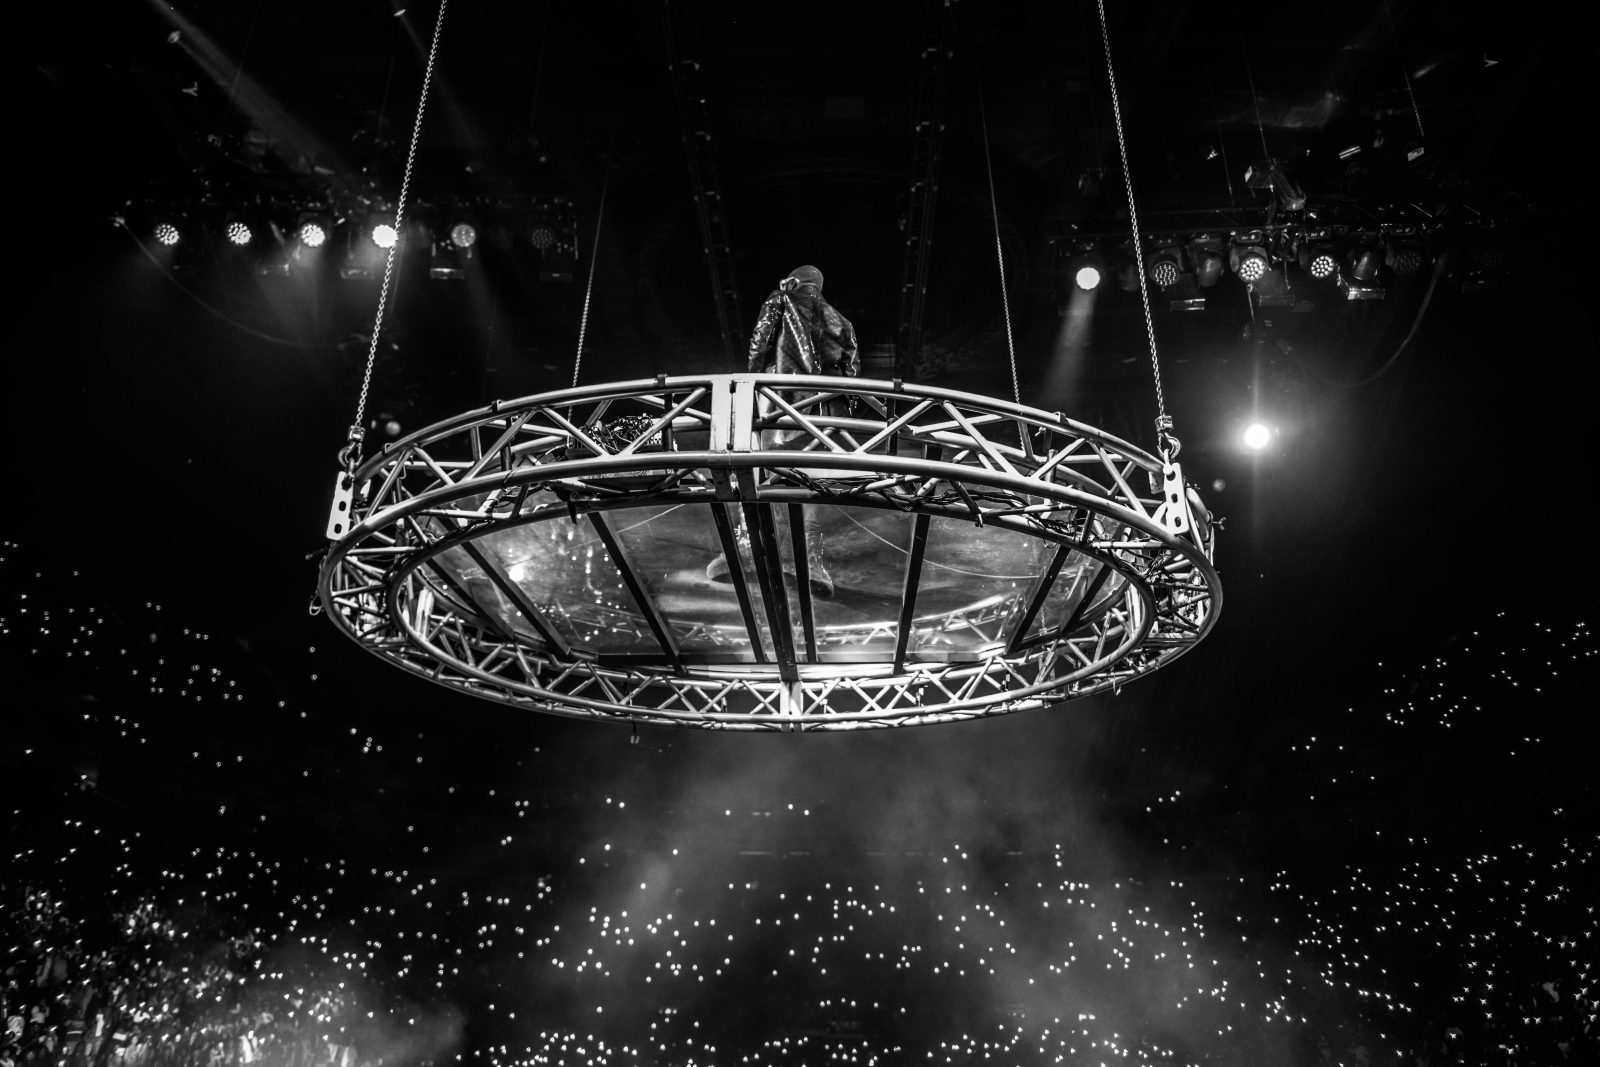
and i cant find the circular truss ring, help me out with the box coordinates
[318,374,1220,730]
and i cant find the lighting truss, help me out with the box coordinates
[319,375,1220,730]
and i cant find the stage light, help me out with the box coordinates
[1346,244,1382,283]
[529,220,557,254]
[154,222,181,247]
[449,221,478,249]
[225,220,252,246]
[1191,244,1225,288]
[1242,422,1273,451]
[297,220,328,249]
[371,222,399,249]
[1062,250,1105,292]
[1385,239,1426,277]
[1307,251,1337,280]
[1230,240,1270,284]
[1148,250,1183,290]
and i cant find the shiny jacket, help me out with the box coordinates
[746,282,859,378]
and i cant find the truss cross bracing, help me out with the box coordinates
[319,374,1220,730]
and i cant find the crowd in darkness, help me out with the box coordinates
[3,543,1596,1066]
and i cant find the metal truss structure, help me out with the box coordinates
[318,375,1220,730]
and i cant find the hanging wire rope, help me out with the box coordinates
[1215,108,1238,208]
[1342,257,1442,388]
[1381,0,1426,142]
[977,84,1020,406]
[219,1,262,130]
[1093,0,1175,454]
[342,0,450,472]
[571,152,612,388]
[1233,1,1272,163]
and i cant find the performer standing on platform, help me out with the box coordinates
[707,265,858,598]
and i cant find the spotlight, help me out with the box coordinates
[1230,239,1270,284]
[1384,238,1426,278]
[1241,421,1273,452]
[225,220,253,246]
[1061,249,1105,292]
[1148,248,1183,290]
[528,220,557,254]
[296,219,328,249]
[371,222,399,249]
[1190,241,1225,288]
[430,217,477,280]
[153,222,182,247]
[1346,244,1382,283]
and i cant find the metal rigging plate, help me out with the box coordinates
[317,375,1221,730]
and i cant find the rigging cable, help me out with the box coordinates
[571,149,613,388]
[1094,0,1177,455]
[1381,0,1426,142]
[1233,0,1272,163]
[977,84,1020,405]
[1343,257,1442,387]
[341,0,450,473]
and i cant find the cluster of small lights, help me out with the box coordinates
[226,220,253,246]
[3,545,1595,1067]
[1236,254,1267,283]
[1149,258,1181,289]
[298,221,328,249]
[450,223,478,249]
[372,223,399,249]
[1308,253,1337,280]
[154,222,181,247]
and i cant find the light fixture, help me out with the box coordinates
[528,219,558,254]
[1230,240,1270,284]
[1147,247,1184,290]
[1346,242,1382,283]
[154,221,182,247]
[448,220,478,249]
[296,219,329,249]
[1190,240,1225,288]
[224,219,253,247]
[1060,248,1104,292]
[1384,237,1426,278]
[1241,421,1273,452]
[371,222,399,249]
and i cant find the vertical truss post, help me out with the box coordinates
[896,0,959,381]
[662,1,745,365]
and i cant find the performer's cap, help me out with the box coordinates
[786,265,823,290]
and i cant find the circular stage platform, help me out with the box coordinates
[318,374,1220,729]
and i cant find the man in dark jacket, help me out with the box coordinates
[746,264,859,380]
[707,265,857,597]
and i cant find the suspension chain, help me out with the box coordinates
[1094,0,1176,456]
[341,0,450,472]
[571,157,611,389]
[978,86,1020,406]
